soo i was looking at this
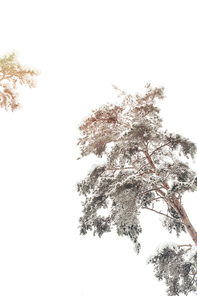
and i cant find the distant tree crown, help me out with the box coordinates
[0,51,40,111]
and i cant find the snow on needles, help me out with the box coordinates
[146,241,178,264]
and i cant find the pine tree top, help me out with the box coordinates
[77,84,197,295]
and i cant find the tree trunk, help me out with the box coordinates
[155,183,197,246]
[142,148,197,246]
[170,197,197,246]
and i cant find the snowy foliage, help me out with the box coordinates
[146,241,178,263]
[77,84,197,294]
[147,243,197,295]
[0,51,40,111]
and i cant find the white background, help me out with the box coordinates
[0,1,197,295]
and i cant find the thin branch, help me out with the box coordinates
[177,244,192,253]
[109,166,135,171]
[144,111,152,117]
[142,206,187,226]
[150,142,171,156]
[137,196,164,209]
[186,271,197,295]
[141,136,156,170]
[150,140,180,157]
[92,118,130,128]
[94,139,118,146]
[116,120,131,128]
[155,191,164,198]
[138,187,164,197]
[137,148,145,153]
[162,182,170,190]
[137,170,155,177]
[141,136,148,150]
[92,169,106,179]
[102,166,136,178]
[141,136,150,157]
[105,161,150,175]
[0,75,13,81]
[134,162,152,175]
[178,244,192,249]
[96,196,109,207]
[155,188,166,197]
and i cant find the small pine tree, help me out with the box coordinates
[0,50,40,111]
[77,84,197,295]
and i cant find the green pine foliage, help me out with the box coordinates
[147,244,197,296]
[77,84,197,295]
[0,51,40,111]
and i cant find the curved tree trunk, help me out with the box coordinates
[171,197,197,246]
[143,144,197,246]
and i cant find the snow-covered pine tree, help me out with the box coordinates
[77,84,197,295]
[0,51,40,111]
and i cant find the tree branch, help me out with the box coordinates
[177,244,192,253]
[134,162,152,175]
[141,136,156,170]
[137,196,164,209]
[107,166,135,171]
[142,206,187,226]
[96,196,109,207]
[92,118,130,128]
[137,170,156,177]
[138,187,164,197]
[141,136,148,149]
[0,74,13,82]
[150,140,179,157]
[150,142,171,156]
[178,244,192,249]
[186,271,197,295]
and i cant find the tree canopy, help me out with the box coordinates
[77,84,197,295]
[0,51,40,111]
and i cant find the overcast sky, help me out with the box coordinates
[0,1,197,296]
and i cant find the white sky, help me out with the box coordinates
[0,1,197,295]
